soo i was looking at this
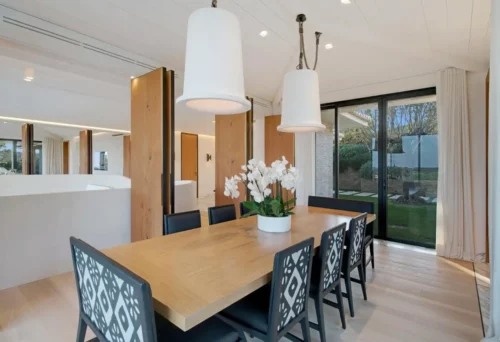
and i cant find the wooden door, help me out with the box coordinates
[123,135,131,178]
[130,68,175,242]
[215,99,253,217]
[63,141,69,174]
[181,133,198,197]
[79,130,93,174]
[265,115,295,198]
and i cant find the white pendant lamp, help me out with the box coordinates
[177,0,251,115]
[278,14,325,133]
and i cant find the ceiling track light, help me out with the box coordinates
[176,0,250,115]
[278,14,325,133]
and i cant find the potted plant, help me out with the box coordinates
[224,157,300,233]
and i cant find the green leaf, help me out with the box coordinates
[271,201,282,217]
[241,209,259,218]
[243,201,259,211]
[283,198,296,207]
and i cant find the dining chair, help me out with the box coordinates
[69,237,243,342]
[208,204,237,225]
[341,213,368,317]
[163,210,201,235]
[308,196,375,275]
[240,202,257,217]
[309,223,347,341]
[218,238,315,342]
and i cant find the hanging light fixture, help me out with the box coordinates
[278,14,325,133]
[177,0,251,115]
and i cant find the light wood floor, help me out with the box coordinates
[0,241,483,342]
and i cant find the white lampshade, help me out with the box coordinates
[278,69,325,133]
[177,7,251,115]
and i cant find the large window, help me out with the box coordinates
[0,139,42,175]
[316,88,437,248]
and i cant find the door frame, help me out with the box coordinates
[180,132,199,198]
[321,87,437,248]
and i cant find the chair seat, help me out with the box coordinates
[221,285,271,334]
[156,313,240,342]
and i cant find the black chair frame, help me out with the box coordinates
[309,223,347,341]
[218,238,315,342]
[208,204,237,225]
[308,196,375,276]
[163,209,201,235]
[70,237,158,342]
[339,213,368,318]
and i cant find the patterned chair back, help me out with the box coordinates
[70,237,157,342]
[347,213,368,268]
[318,223,346,294]
[268,238,314,337]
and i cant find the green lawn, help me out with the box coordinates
[338,194,436,246]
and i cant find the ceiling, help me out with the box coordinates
[0,0,491,135]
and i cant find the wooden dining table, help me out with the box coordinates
[103,205,376,332]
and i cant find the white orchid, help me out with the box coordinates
[223,157,301,217]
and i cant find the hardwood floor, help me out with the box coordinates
[0,241,483,342]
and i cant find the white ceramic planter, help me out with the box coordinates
[257,215,291,233]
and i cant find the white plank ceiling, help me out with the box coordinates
[0,0,491,134]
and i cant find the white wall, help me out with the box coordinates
[69,134,124,175]
[174,131,216,199]
[467,71,488,260]
[0,174,130,196]
[92,135,124,175]
[253,118,265,162]
[0,188,130,290]
[0,122,61,141]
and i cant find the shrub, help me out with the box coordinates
[339,144,371,172]
[360,161,375,179]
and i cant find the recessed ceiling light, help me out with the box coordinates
[260,30,268,37]
[24,68,34,82]
[325,43,334,50]
[341,0,352,4]
[130,76,135,79]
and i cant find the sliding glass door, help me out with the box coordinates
[316,88,437,248]
[385,94,438,246]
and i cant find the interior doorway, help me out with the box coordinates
[181,132,198,198]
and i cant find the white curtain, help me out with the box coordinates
[435,68,476,260]
[42,137,63,175]
[484,0,499,340]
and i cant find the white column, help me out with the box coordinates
[295,132,315,205]
[483,1,500,341]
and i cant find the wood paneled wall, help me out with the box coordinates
[130,68,175,242]
[123,135,131,178]
[265,115,295,198]
[181,133,198,197]
[79,130,93,174]
[63,141,69,174]
[265,115,295,165]
[21,124,34,175]
[215,99,253,216]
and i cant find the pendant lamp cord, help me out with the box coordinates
[212,0,217,8]
[296,15,321,71]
